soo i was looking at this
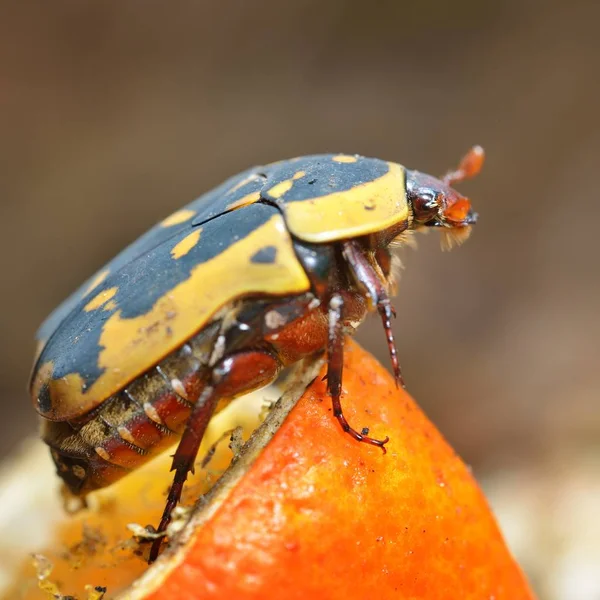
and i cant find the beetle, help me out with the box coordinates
[30,146,484,562]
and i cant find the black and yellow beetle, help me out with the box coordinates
[30,146,484,561]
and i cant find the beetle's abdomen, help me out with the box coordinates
[42,322,221,494]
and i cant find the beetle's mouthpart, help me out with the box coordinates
[417,203,475,249]
[441,196,473,225]
[465,209,478,225]
[440,225,472,251]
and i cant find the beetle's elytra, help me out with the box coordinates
[30,147,484,562]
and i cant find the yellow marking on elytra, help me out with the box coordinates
[31,360,54,413]
[293,170,306,180]
[39,371,85,418]
[83,269,110,297]
[84,287,118,312]
[160,209,195,228]
[267,179,294,199]
[103,300,117,312]
[226,190,261,212]
[39,215,311,419]
[227,173,262,195]
[171,229,202,260]
[285,162,408,243]
[332,155,358,163]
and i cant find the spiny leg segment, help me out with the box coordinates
[342,240,404,388]
[148,349,281,563]
[148,384,220,562]
[326,293,389,452]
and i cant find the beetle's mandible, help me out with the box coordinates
[29,146,484,562]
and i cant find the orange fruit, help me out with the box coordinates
[3,340,534,599]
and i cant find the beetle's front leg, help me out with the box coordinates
[342,240,405,389]
[148,350,282,563]
[327,293,389,452]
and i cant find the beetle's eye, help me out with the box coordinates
[412,191,441,223]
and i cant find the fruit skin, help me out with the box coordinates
[144,340,535,600]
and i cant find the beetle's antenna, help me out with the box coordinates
[442,146,485,187]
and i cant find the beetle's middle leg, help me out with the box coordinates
[326,293,389,452]
[149,349,282,562]
[342,239,405,389]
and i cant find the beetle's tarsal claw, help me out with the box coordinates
[332,404,390,453]
[394,372,406,390]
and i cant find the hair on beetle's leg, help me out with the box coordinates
[327,293,389,452]
[148,385,220,563]
[342,240,404,389]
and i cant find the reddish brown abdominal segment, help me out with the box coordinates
[40,326,221,494]
[90,378,196,475]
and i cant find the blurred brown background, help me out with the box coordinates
[1,0,598,597]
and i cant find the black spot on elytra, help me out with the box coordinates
[37,383,52,414]
[250,245,278,264]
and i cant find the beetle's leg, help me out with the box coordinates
[342,240,405,389]
[442,145,485,186]
[148,384,219,562]
[149,350,282,563]
[327,293,389,452]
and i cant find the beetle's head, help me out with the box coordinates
[406,146,484,250]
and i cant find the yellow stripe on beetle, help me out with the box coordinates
[160,209,196,228]
[226,191,262,212]
[82,269,111,297]
[283,162,408,244]
[332,155,358,164]
[84,287,118,312]
[38,214,311,419]
[171,229,202,260]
